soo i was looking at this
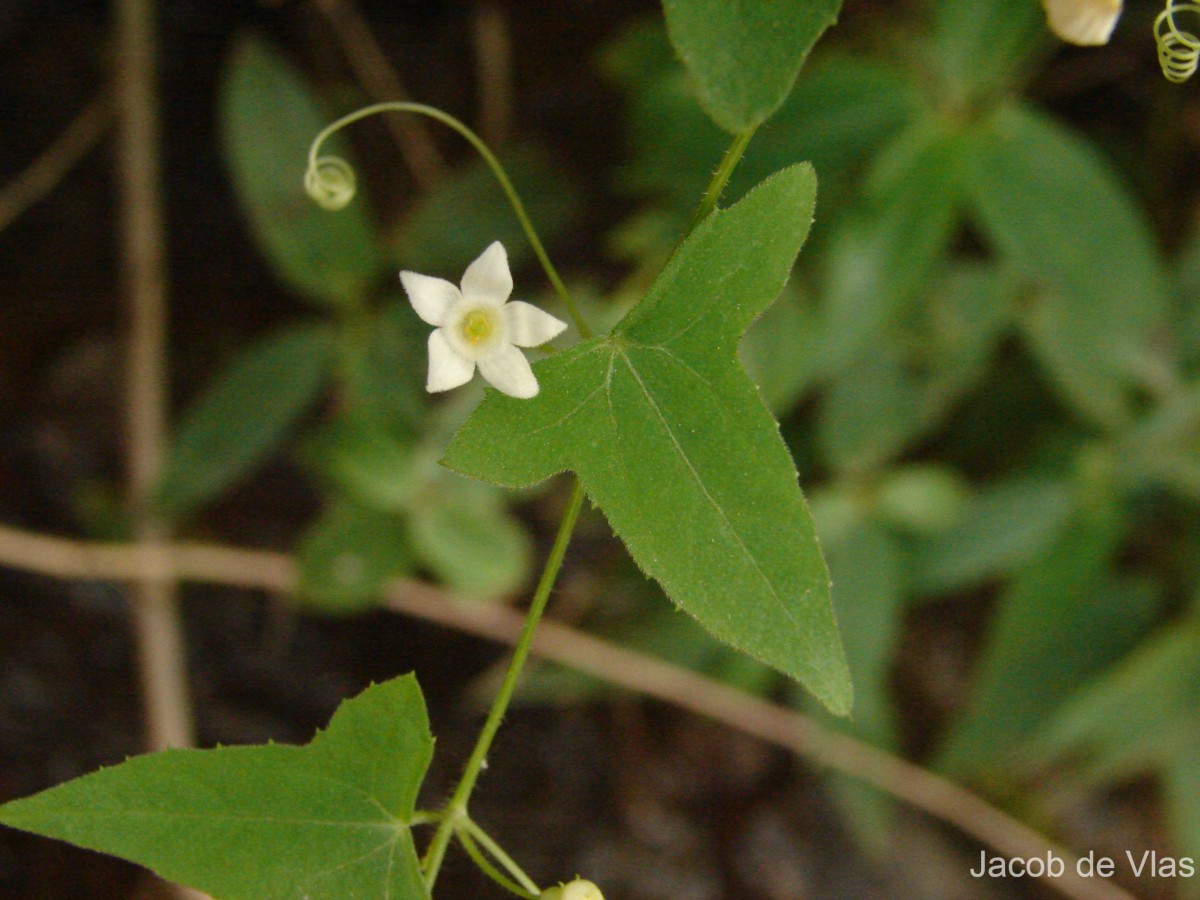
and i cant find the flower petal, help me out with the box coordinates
[477,343,539,398]
[503,300,568,347]
[460,241,512,306]
[401,272,461,326]
[426,329,475,392]
[1042,0,1121,45]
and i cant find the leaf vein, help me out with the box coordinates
[615,350,804,637]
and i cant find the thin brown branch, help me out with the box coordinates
[0,93,112,234]
[472,2,513,147]
[114,0,194,755]
[0,521,1138,900]
[311,0,448,188]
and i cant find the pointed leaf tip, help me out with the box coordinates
[444,164,851,713]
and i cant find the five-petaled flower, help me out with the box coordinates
[1041,0,1122,45]
[400,241,567,399]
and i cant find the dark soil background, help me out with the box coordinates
[0,1,1182,898]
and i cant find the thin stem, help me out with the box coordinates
[456,822,538,898]
[422,478,586,891]
[462,816,540,895]
[308,102,591,339]
[685,125,758,234]
[0,520,1144,900]
[473,3,514,147]
[0,92,111,233]
[115,0,195,754]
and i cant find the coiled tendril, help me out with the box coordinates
[1155,0,1200,83]
[304,101,591,338]
[303,155,357,211]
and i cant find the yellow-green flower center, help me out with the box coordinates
[460,308,495,345]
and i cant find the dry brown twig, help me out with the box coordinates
[310,0,448,189]
[473,2,514,147]
[0,93,111,234]
[114,2,203,895]
[115,0,194,756]
[0,521,1138,900]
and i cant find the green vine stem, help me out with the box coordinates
[309,102,761,897]
[686,124,758,233]
[308,99,602,893]
[422,478,586,891]
[306,101,591,339]
[457,818,539,898]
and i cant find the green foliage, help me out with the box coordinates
[407,474,531,600]
[603,25,921,227]
[339,298,429,435]
[207,34,543,610]
[1031,620,1200,882]
[814,119,967,374]
[158,322,334,519]
[222,36,386,307]
[315,408,422,512]
[603,3,1196,867]
[823,520,903,747]
[661,0,841,132]
[304,405,533,604]
[297,499,414,612]
[444,165,851,714]
[909,476,1076,595]
[928,0,1046,107]
[738,283,820,413]
[0,676,434,900]
[938,498,1162,772]
[1033,622,1200,779]
[9,3,1200,894]
[965,103,1170,426]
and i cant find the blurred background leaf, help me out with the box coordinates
[296,499,413,613]
[158,322,334,520]
[221,35,387,308]
[660,0,841,131]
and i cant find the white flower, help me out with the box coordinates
[400,241,567,399]
[1041,0,1122,45]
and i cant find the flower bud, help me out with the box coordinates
[304,155,356,211]
[540,878,604,900]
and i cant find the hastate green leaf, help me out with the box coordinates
[443,165,851,714]
[0,675,433,900]
[662,0,841,132]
